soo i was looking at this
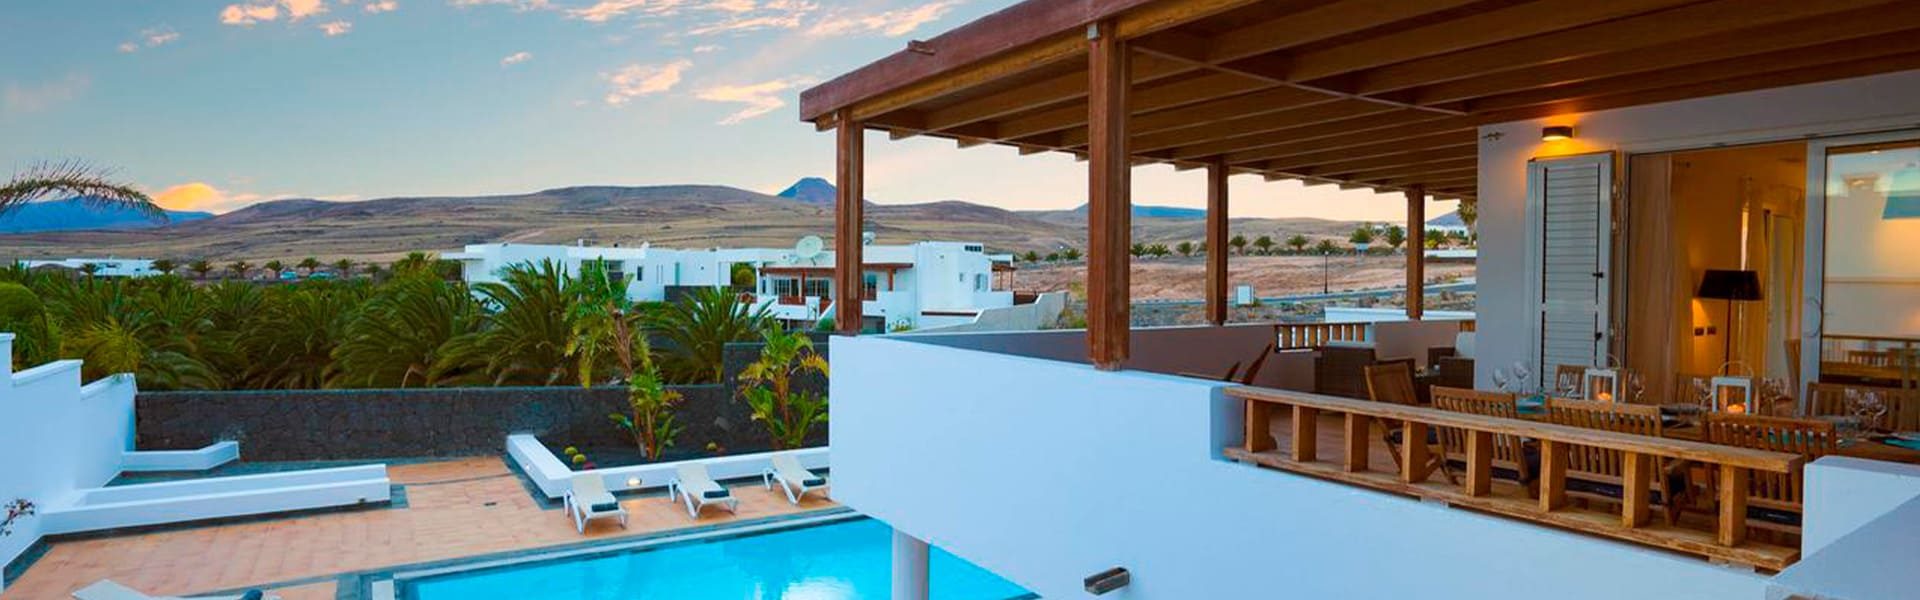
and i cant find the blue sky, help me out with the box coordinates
[0,0,1448,221]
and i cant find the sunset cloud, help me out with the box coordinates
[566,0,649,22]
[447,0,551,10]
[694,75,817,124]
[362,0,399,13]
[809,1,957,37]
[119,26,182,53]
[220,0,329,25]
[603,59,692,105]
[152,182,262,214]
[500,51,532,67]
[317,20,353,35]
[3,73,90,117]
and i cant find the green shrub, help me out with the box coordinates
[0,282,54,368]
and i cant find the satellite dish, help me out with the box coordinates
[795,235,825,264]
[861,231,876,245]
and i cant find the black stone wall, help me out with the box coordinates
[136,340,830,461]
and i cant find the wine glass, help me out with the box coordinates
[1855,390,1889,432]
[1555,372,1579,398]
[1690,377,1714,410]
[1628,372,1646,404]
[1492,368,1512,392]
[1512,362,1534,394]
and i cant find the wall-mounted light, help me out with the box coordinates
[1541,125,1575,142]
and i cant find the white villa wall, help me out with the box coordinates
[0,334,137,573]
[910,292,1067,334]
[1475,69,1920,388]
[832,336,1774,599]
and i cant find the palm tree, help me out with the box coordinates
[1128,243,1147,258]
[737,329,829,450]
[297,257,321,276]
[1314,239,1338,254]
[1349,227,1375,253]
[1175,241,1194,257]
[1286,234,1309,253]
[243,284,358,389]
[1062,247,1081,261]
[438,260,578,386]
[188,260,213,280]
[1147,243,1170,258]
[1252,235,1274,255]
[1457,199,1478,236]
[78,263,100,278]
[263,260,285,279]
[0,160,164,219]
[392,252,435,275]
[151,259,178,275]
[1022,250,1040,263]
[1228,234,1248,255]
[566,258,645,387]
[328,273,481,388]
[227,260,252,280]
[1385,225,1407,251]
[332,259,354,277]
[363,263,384,280]
[647,286,774,384]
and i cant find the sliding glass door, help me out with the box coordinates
[1808,134,1920,392]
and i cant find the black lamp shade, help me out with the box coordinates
[1697,269,1762,301]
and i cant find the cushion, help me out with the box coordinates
[1454,332,1476,360]
[590,502,621,513]
[702,489,732,500]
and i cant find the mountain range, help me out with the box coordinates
[0,199,212,234]
[0,179,1366,261]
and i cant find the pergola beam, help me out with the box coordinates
[834,111,865,336]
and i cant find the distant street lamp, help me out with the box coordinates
[1321,249,1330,295]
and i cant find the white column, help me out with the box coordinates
[891,527,930,600]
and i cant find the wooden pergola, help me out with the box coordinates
[801,0,1920,369]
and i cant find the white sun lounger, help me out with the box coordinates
[561,473,628,533]
[73,579,279,600]
[667,463,739,519]
[761,453,828,505]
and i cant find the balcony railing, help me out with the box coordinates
[1225,385,1803,570]
[1274,322,1371,349]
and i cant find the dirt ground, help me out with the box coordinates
[1011,254,1475,301]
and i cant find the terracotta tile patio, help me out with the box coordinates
[2,457,837,599]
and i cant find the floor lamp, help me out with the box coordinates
[1698,269,1763,374]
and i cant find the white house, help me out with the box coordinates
[750,241,1041,332]
[443,242,785,303]
[18,258,159,278]
[800,5,1920,600]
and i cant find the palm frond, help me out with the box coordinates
[0,160,165,220]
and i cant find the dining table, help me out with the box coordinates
[1511,396,1920,465]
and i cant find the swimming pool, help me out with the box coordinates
[404,517,1033,599]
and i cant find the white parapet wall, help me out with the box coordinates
[830,335,1784,599]
[507,433,829,500]
[0,334,137,574]
[121,441,242,472]
[38,464,391,534]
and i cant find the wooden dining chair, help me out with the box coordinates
[1431,386,1532,494]
[1366,362,1453,483]
[1702,413,1839,537]
[1804,382,1920,432]
[1544,399,1684,524]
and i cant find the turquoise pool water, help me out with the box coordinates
[407,518,1032,599]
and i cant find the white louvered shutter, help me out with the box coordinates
[1531,155,1612,388]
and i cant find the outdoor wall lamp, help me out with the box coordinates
[1541,125,1575,141]
[1084,566,1130,595]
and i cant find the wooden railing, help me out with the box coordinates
[1274,322,1371,349]
[1225,386,1804,570]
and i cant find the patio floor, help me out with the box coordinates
[2,457,837,599]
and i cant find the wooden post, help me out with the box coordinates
[1291,405,1318,462]
[1465,430,1493,497]
[1405,184,1425,320]
[1539,439,1568,511]
[1718,465,1749,546]
[1401,421,1430,483]
[1244,400,1274,453]
[1621,452,1652,528]
[1343,413,1369,472]
[834,109,865,336]
[1086,20,1131,370]
[1205,159,1229,326]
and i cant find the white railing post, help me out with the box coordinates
[1,332,14,388]
[891,527,930,600]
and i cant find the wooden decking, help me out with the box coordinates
[1227,396,1801,571]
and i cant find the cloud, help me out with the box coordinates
[691,44,723,53]
[603,59,692,105]
[3,73,91,117]
[152,182,266,214]
[220,0,330,25]
[362,0,399,13]
[500,51,532,66]
[694,75,816,124]
[119,26,182,53]
[448,0,551,9]
[317,20,353,35]
[809,1,957,37]
[567,0,649,22]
